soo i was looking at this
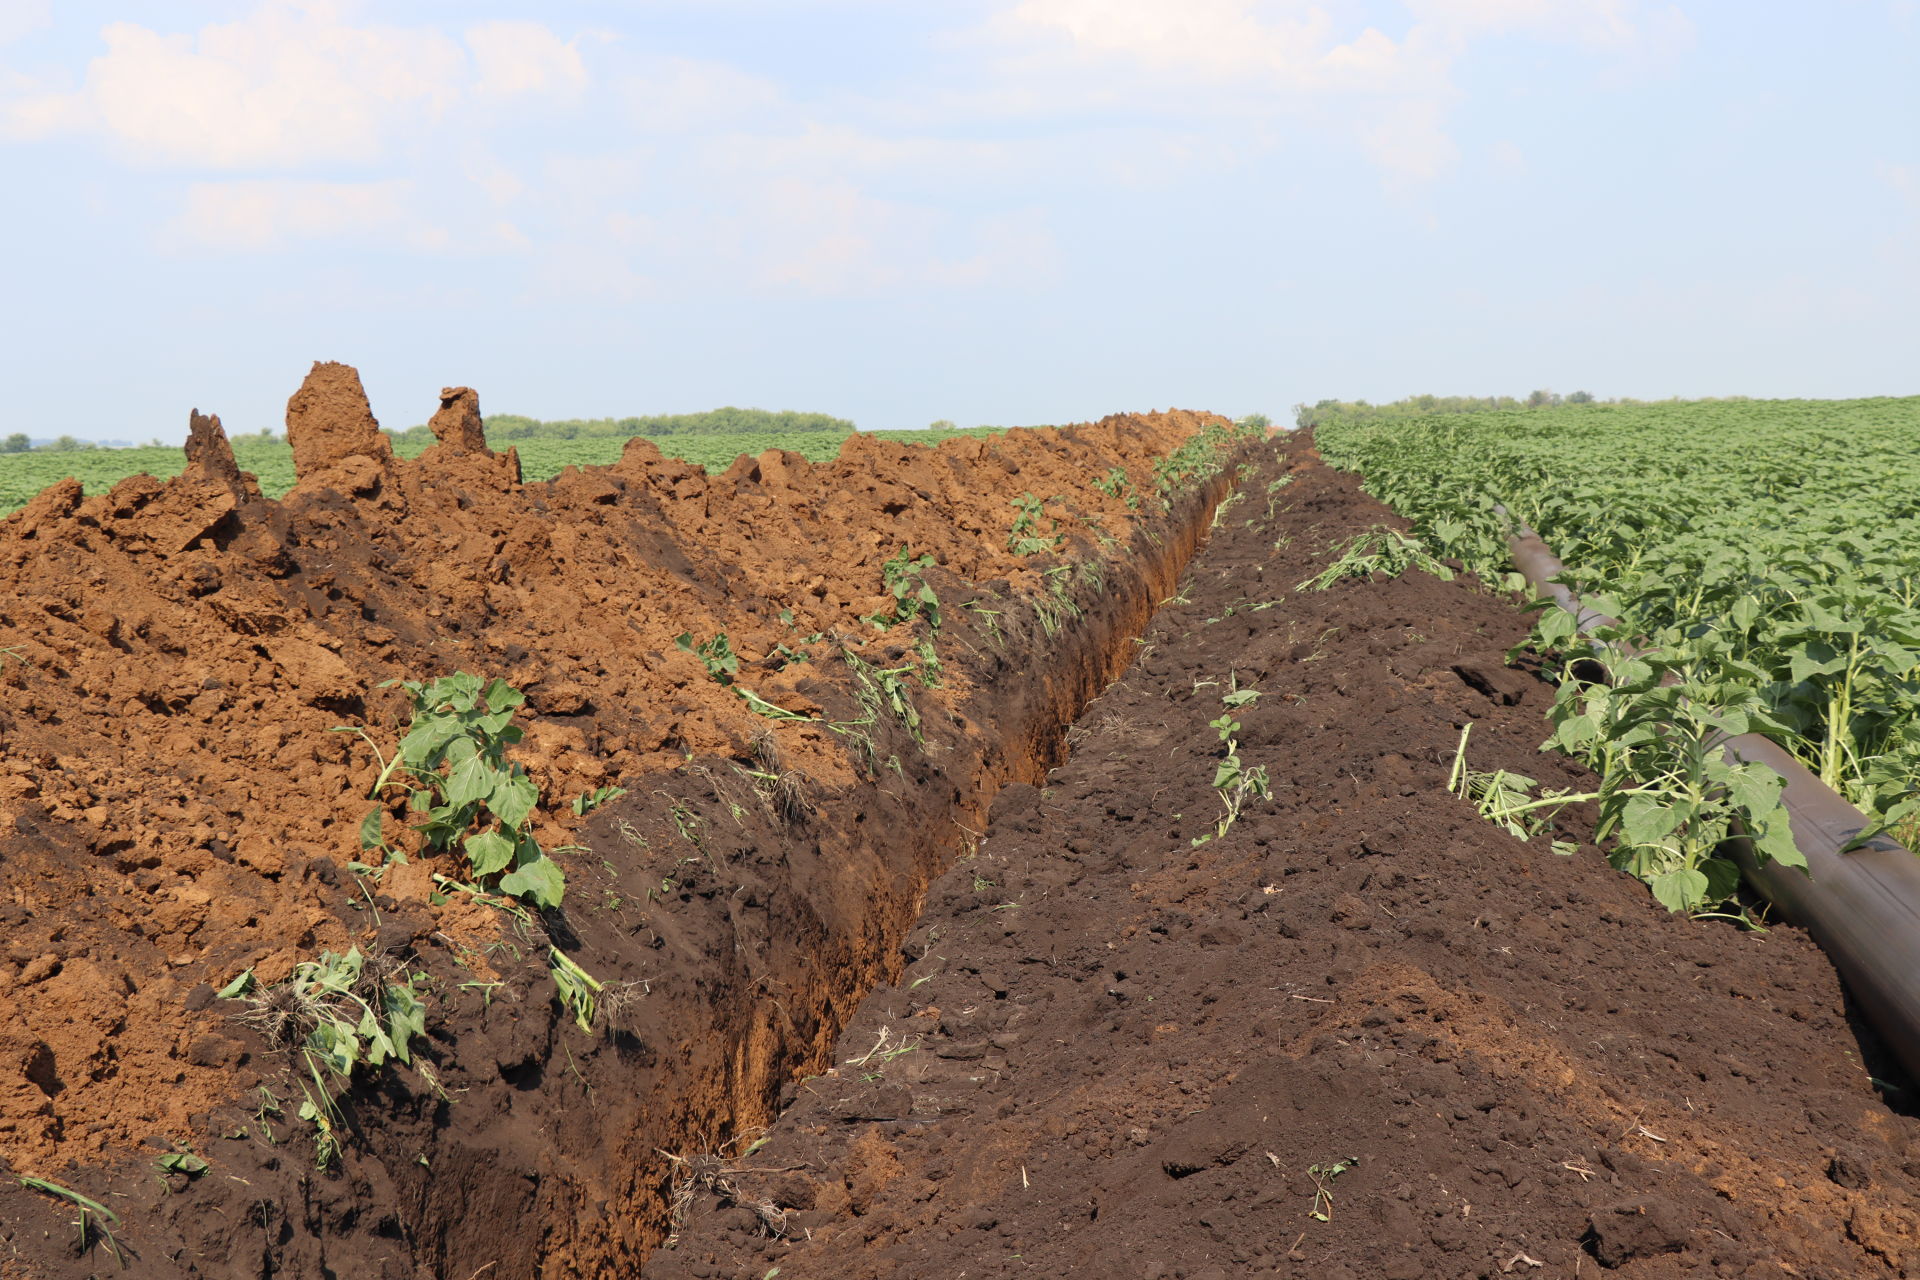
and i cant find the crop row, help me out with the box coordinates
[1320,395,1920,915]
[0,426,1006,514]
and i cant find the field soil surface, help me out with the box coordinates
[651,435,1920,1280]
[0,366,1242,1276]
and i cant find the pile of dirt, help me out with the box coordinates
[651,436,1920,1279]
[0,364,1245,1276]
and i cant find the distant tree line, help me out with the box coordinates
[1293,390,1758,429]
[384,406,858,450]
[3,433,100,453]
[1,428,277,453]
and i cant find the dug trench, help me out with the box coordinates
[652,433,1920,1280]
[0,366,1255,1277]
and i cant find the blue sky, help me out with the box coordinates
[2,0,1915,441]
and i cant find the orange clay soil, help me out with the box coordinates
[0,363,1243,1277]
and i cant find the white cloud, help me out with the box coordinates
[744,180,1057,295]
[463,150,527,205]
[1886,161,1919,210]
[164,178,426,250]
[467,20,588,102]
[1357,98,1459,185]
[999,0,1332,81]
[620,56,784,133]
[519,142,1059,301]
[981,0,1690,183]
[996,0,1420,92]
[1403,0,1634,41]
[2,2,585,168]
[0,0,49,48]
[530,243,657,303]
[707,123,1016,185]
[1488,137,1529,177]
[161,177,529,253]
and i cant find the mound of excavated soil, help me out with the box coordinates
[652,436,1920,1280]
[0,364,1246,1277]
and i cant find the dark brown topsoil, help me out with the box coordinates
[650,436,1920,1279]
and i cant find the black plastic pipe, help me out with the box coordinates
[1504,515,1920,1084]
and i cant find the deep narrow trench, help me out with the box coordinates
[522,457,1259,1275]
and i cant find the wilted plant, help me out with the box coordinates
[868,546,942,631]
[549,947,604,1033]
[1296,526,1453,592]
[676,632,740,683]
[660,1150,791,1247]
[1093,466,1139,509]
[18,1177,126,1267]
[572,785,626,816]
[1307,1155,1358,1222]
[1446,723,1589,857]
[678,632,815,722]
[223,948,430,1168]
[1009,492,1066,555]
[357,672,566,910]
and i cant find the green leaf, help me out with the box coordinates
[464,829,516,877]
[1619,793,1682,847]
[359,808,384,851]
[499,855,566,909]
[1550,711,1599,751]
[1650,866,1709,913]
[1751,806,1807,870]
[306,1021,358,1078]
[489,771,540,831]
[356,1004,398,1068]
[1724,763,1784,820]
[157,1152,209,1177]
[476,709,518,737]
[214,969,255,1000]
[1711,707,1750,738]
[1844,796,1920,853]
[1699,857,1743,904]
[443,738,499,808]
[436,671,484,704]
[481,677,526,714]
[398,716,463,768]
[1536,608,1577,649]
[385,982,427,1057]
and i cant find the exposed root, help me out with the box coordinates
[234,982,322,1050]
[658,1150,796,1246]
[597,979,653,1035]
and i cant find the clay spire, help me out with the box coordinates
[182,409,244,487]
[428,386,492,455]
[284,361,395,480]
